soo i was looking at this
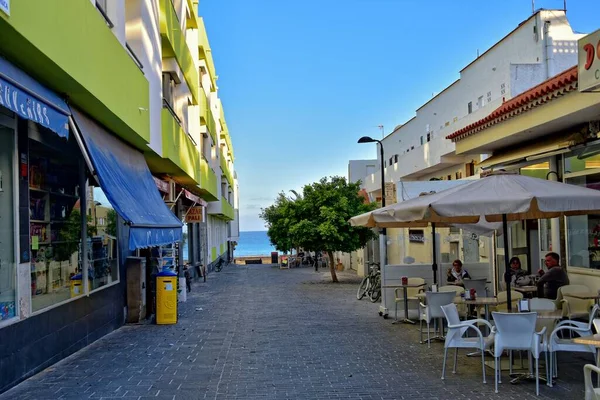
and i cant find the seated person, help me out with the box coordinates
[447,259,471,285]
[508,256,530,286]
[537,252,569,299]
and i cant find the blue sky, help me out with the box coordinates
[199,0,597,232]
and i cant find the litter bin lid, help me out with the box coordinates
[70,273,82,280]
[157,268,177,277]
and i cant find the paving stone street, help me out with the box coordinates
[1,264,589,400]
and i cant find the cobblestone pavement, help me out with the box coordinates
[1,264,589,400]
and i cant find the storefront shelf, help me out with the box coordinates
[29,187,78,199]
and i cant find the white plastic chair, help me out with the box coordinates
[554,304,600,336]
[440,304,495,383]
[529,298,557,311]
[560,285,595,320]
[548,312,597,385]
[492,312,548,396]
[439,285,467,318]
[419,291,456,348]
[439,285,464,295]
[394,277,425,321]
[585,364,600,400]
[495,290,524,312]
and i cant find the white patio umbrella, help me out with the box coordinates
[387,171,600,309]
[350,198,506,286]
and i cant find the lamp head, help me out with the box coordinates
[357,136,377,144]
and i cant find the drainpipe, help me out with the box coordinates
[549,157,561,259]
[543,20,552,79]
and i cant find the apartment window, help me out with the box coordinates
[411,146,414,150]
[427,133,431,142]
[477,96,484,109]
[501,83,506,96]
[420,136,424,145]
[447,175,452,180]
[95,0,114,28]
[389,157,393,165]
[456,171,462,180]
[468,102,473,114]
[394,154,398,163]
[487,91,492,104]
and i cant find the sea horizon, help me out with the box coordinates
[235,230,276,256]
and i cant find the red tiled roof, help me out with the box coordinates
[446,66,578,142]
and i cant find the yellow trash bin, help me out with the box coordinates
[70,273,90,297]
[156,269,178,325]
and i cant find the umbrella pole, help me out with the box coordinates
[502,214,512,311]
[432,223,438,285]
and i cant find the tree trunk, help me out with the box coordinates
[328,251,338,283]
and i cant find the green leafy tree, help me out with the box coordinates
[107,209,117,237]
[54,210,97,261]
[261,176,376,282]
[260,193,298,253]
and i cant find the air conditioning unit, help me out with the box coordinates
[166,180,177,203]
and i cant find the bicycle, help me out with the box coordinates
[214,258,225,272]
[356,262,381,303]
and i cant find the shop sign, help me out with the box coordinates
[186,206,203,223]
[0,78,69,137]
[0,0,9,16]
[153,176,169,193]
[384,182,396,205]
[184,189,208,207]
[579,28,600,92]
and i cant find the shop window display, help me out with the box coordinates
[29,139,84,311]
[565,172,600,269]
[88,186,119,291]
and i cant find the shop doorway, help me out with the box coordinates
[0,126,16,321]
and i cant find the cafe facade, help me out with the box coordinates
[446,28,600,288]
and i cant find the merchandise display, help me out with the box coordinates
[28,140,82,311]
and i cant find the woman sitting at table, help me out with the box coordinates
[508,256,531,286]
[447,259,471,285]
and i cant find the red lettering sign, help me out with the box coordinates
[583,40,600,70]
[584,43,595,70]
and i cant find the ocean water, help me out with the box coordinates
[235,231,276,256]
[181,231,276,259]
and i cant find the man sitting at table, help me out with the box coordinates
[537,252,569,299]
[447,259,471,285]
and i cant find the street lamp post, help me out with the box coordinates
[358,136,388,318]
[358,136,386,210]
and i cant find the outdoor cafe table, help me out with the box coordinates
[566,292,600,306]
[572,334,600,386]
[382,283,426,324]
[573,334,600,363]
[514,286,538,297]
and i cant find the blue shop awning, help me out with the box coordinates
[70,108,183,250]
[0,57,70,138]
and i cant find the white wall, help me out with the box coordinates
[348,160,377,184]
[125,0,162,155]
[360,10,582,192]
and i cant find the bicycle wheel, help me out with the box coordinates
[369,276,381,302]
[357,277,370,300]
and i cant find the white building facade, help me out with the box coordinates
[351,9,584,273]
